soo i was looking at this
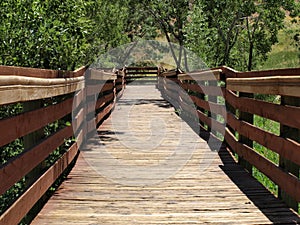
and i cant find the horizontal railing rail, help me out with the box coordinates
[157,66,300,212]
[124,66,159,83]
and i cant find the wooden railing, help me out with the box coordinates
[157,66,300,212]
[124,66,159,83]
[0,66,125,224]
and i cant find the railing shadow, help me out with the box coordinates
[195,130,300,224]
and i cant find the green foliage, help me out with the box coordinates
[252,95,280,196]
[0,0,130,70]
[184,0,298,71]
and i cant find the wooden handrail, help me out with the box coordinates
[0,76,85,105]
[227,76,300,97]
[157,66,300,211]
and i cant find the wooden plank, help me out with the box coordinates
[0,126,73,195]
[227,112,300,166]
[0,97,73,148]
[224,128,300,202]
[73,89,85,110]
[0,143,78,225]
[227,76,300,97]
[86,83,114,96]
[159,70,178,77]
[0,76,84,105]
[225,89,300,130]
[125,66,158,70]
[178,69,222,81]
[190,95,226,118]
[73,108,85,133]
[96,101,115,125]
[220,66,238,78]
[126,72,158,75]
[72,66,87,78]
[236,67,300,78]
[279,96,300,211]
[0,65,61,78]
[197,110,225,134]
[88,69,116,81]
[95,93,115,110]
[32,85,300,225]
[182,83,224,97]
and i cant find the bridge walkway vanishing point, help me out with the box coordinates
[31,84,300,224]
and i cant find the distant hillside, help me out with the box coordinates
[256,15,299,70]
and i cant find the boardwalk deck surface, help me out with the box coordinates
[32,84,300,224]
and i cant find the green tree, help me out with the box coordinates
[184,0,297,70]
[0,0,129,70]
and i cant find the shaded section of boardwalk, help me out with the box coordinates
[32,85,300,224]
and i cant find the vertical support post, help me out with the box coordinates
[208,80,218,134]
[23,100,45,222]
[279,96,300,212]
[238,92,253,174]
[23,100,44,186]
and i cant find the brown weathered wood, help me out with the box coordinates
[31,85,300,225]
[96,101,115,125]
[178,69,222,81]
[0,97,73,148]
[125,66,158,70]
[197,110,225,135]
[236,67,300,78]
[0,126,73,195]
[227,112,300,166]
[190,95,226,118]
[224,128,300,202]
[182,83,224,97]
[86,82,114,96]
[0,76,84,105]
[279,96,300,211]
[126,72,158,75]
[237,92,253,173]
[88,69,116,81]
[227,76,300,97]
[225,89,300,130]
[0,143,78,225]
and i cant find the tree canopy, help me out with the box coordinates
[0,0,299,71]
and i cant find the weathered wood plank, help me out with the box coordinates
[0,126,73,195]
[225,89,300,129]
[227,76,300,97]
[224,128,300,202]
[0,143,78,225]
[31,85,299,225]
[0,97,73,148]
[0,76,84,105]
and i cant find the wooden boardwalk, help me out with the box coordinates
[32,85,300,224]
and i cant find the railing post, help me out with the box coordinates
[208,80,218,134]
[238,92,253,174]
[23,100,44,185]
[279,96,300,212]
[23,100,45,222]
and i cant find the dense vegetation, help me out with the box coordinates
[0,0,299,222]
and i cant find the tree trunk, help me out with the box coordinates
[248,42,254,71]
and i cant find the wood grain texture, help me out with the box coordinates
[0,65,86,78]
[224,128,300,202]
[0,97,73,148]
[0,143,78,225]
[0,76,84,105]
[225,89,300,129]
[227,76,300,97]
[178,69,222,81]
[31,85,300,225]
[0,126,73,195]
